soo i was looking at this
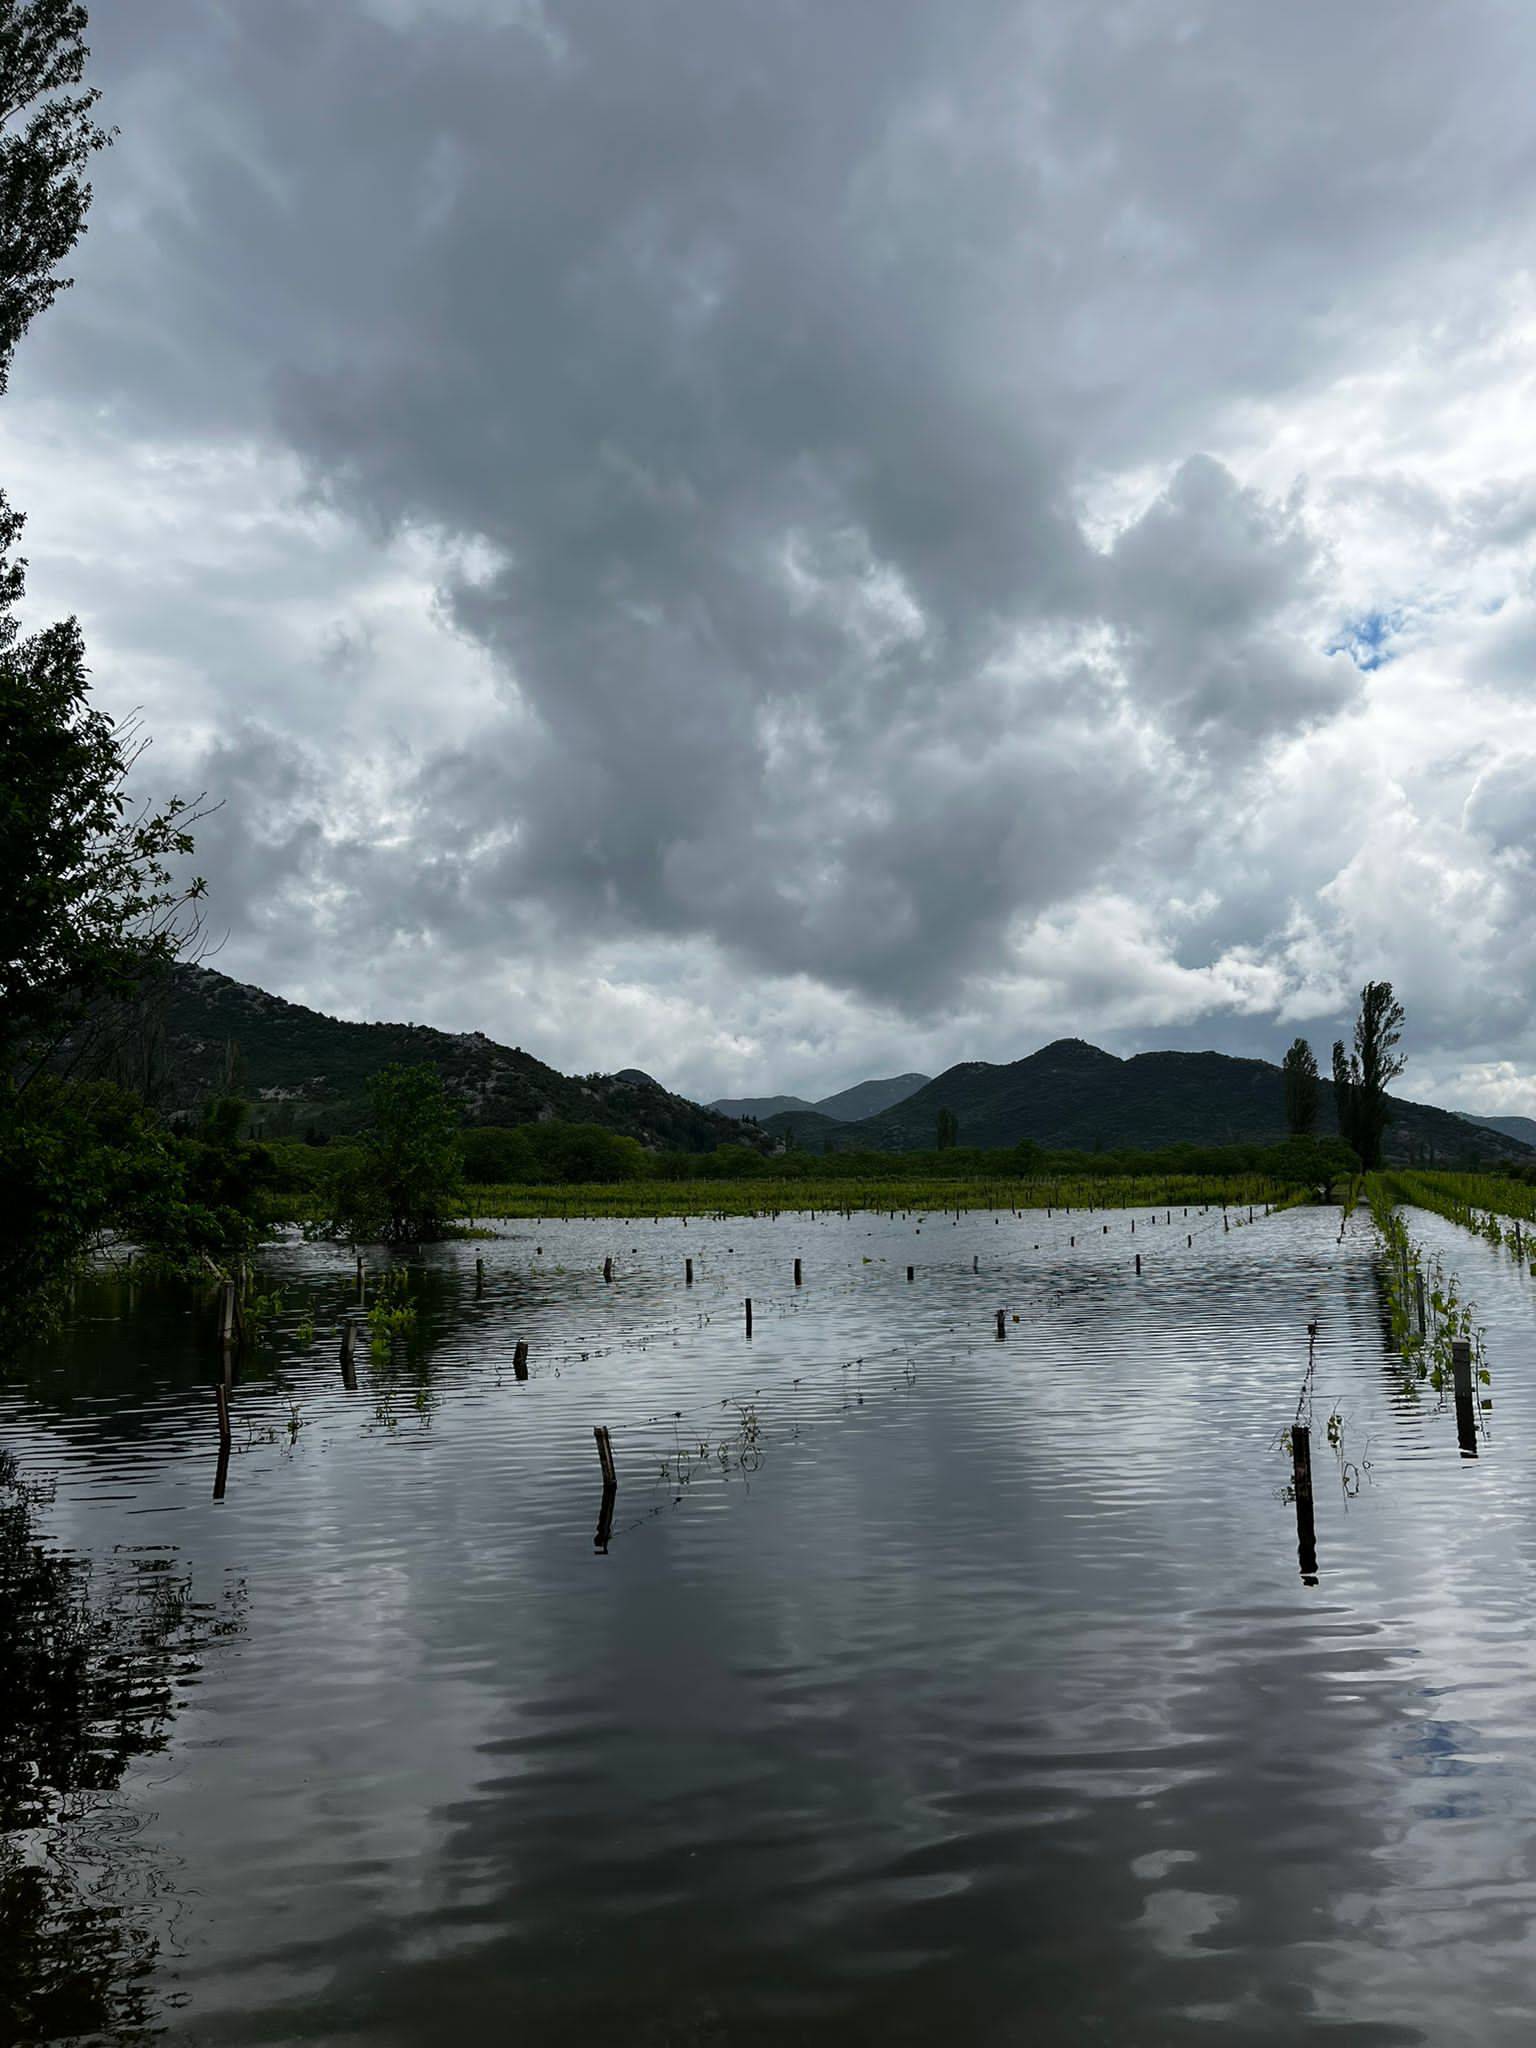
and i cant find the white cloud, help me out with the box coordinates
[11,0,1536,1105]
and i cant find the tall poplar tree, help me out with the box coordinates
[1281,1037,1319,1134]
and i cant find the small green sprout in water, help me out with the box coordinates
[368,1269,417,1350]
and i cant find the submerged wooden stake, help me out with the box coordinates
[1135,1253,1141,1275]
[603,1256,613,1284]
[215,1380,232,1451]
[745,1297,753,1337]
[1292,1423,1317,1584]
[995,1308,1006,1339]
[513,1338,529,1380]
[1415,1271,1427,1334]
[594,1481,616,1553]
[475,1256,485,1293]
[685,1257,694,1286]
[593,1425,617,1488]
[907,1265,914,1282]
[794,1257,802,1286]
[1451,1337,1474,1401]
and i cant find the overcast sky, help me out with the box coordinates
[11,0,1536,1107]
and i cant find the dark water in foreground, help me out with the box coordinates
[3,1202,1536,2044]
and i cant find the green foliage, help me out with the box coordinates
[0,79,206,1080]
[1365,1175,1485,1393]
[1334,981,1406,1170]
[458,1168,1292,1219]
[1377,1169,1536,1277]
[1260,1133,1358,1192]
[366,1268,417,1350]
[1281,1036,1319,1134]
[0,1076,268,1344]
[0,0,113,395]
[329,1064,464,1244]
[178,1096,277,1223]
[935,1105,959,1150]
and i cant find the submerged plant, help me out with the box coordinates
[367,1268,417,1350]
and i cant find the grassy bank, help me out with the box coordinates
[445,1171,1294,1221]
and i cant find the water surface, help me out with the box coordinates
[4,1201,1535,2044]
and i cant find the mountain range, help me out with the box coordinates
[1461,1112,1536,1150]
[151,968,1531,1166]
[709,1073,930,1123]
[760,1039,1531,1164]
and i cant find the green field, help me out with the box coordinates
[453,1171,1297,1221]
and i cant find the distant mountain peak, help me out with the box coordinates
[1031,1038,1122,1065]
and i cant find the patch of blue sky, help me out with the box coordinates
[1328,608,1406,671]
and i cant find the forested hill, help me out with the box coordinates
[766,1039,1531,1163]
[159,966,756,1151]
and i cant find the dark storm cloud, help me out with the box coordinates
[12,0,1536,1095]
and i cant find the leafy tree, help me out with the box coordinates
[460,1123,537,1183]
[1262,1134,1358,1194]
[0,506,208,1083]
[0,1078,265,1343]
[1333,982,1406,1170]
[330,1064,464,1243]
[1331,1037,1357,1154]
[1281,1037,1319,1134]
[935,1105,959,1150]
[0,0,113,394]
[0,4,228,1341]
[0,1,205,1082]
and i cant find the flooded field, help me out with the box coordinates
[4,1200,1536,2044]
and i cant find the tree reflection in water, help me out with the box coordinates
[0,1450,244,2042]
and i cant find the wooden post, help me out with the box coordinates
[475,1256,485,1294]
[340,1316,359,1392]
[593,1425,617,1487]
[972,1254,979,1273]
[794,1257,802,1287]
[603,1256,613,1284]
[1451,1340,1479,1456]
[594,1481,617,1553]
[995,1308,1006,1339]
[1451,1338,1474,1401]
[513,1338,529,1380]
[212,1441,230,1503]
[1135,1253,1141,1275]
[745,1297,753,1337]
[1415,1271,1427,1334]
[1292,1423,1317,1583]
[906,1265,914,1282]
[685,1257,694,1286]
[1187,1234,1192,1248]
[215,1380,232,1451]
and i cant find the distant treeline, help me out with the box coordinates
[264,1121,1368,1194]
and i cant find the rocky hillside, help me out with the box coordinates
[159,966,758,1152]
